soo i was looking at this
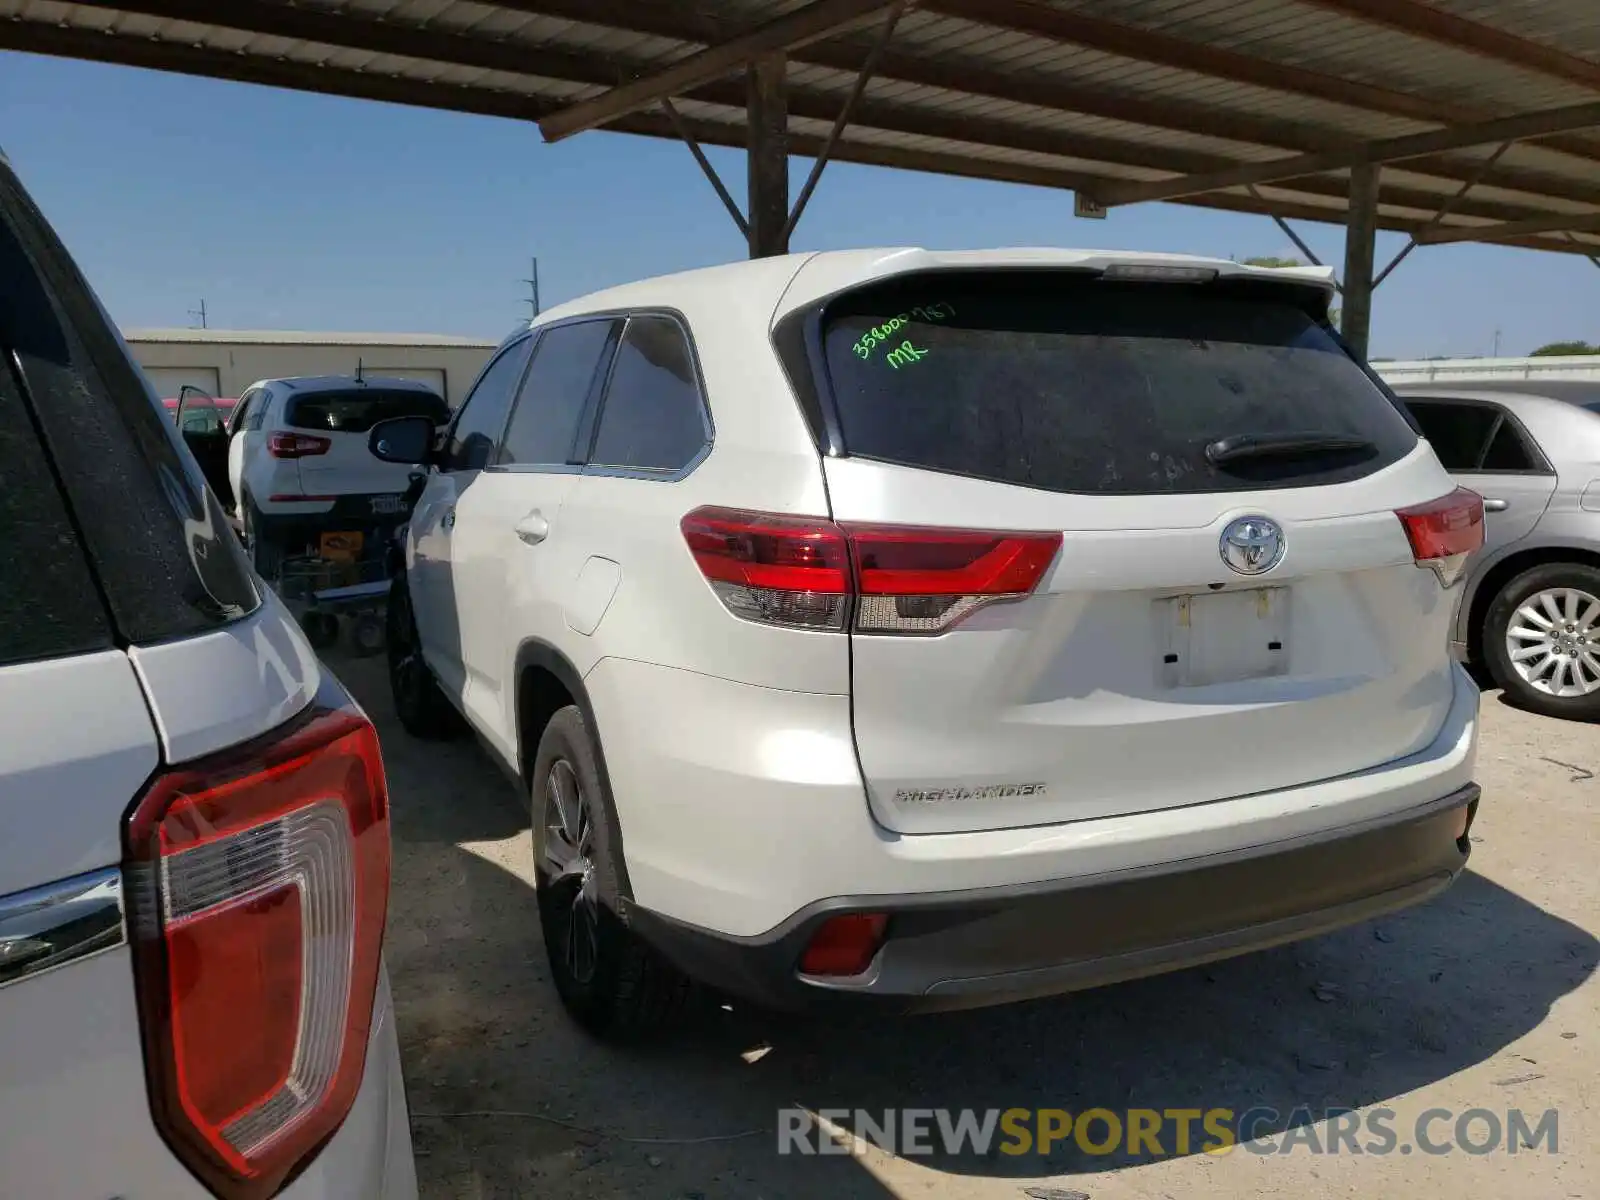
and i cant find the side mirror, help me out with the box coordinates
[369,415,435,464]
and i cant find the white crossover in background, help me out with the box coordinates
[374,246,1485,1038]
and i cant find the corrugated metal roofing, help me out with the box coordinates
[6,0,1600,254]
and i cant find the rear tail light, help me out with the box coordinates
[681,508,1061,636]
[268,432,332,458]
[1396,487,1484,587]
[123,704,390,1200]
[800,913,888,977]
[680,507,851,630]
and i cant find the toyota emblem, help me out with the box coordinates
[1219,516,1285,576]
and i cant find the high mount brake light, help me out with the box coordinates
[267,432,331,458]
[1396,487,1485,587]
[680,508,1061,635]
[123,704,390,1200]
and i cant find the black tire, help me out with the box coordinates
[1483,561,1600,721]
[385,576,464,739]
[532,705,690,1039]
[240,496,281,579]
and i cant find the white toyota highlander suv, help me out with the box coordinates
[372,248,1485,1038]
[0,156,416,1195]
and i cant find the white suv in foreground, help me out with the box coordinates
[374,248,1484,1037]
[0,158,415,1195]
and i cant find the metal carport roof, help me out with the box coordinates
[8,0,1600,351]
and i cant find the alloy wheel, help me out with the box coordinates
[1505,586,1600,698]
[542,758,600,985]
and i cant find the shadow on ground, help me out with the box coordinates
[330,654,1599,1199]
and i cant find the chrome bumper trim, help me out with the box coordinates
[0,867,124,990]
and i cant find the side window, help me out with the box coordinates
[230,389,257,434]
[590,315,708,472]
[443,338,533,472]
[248,393,270,431]
[1479,415,1541,472]
[498,320,616,466]
[0,363,113,665]
[1405,401,1499,471]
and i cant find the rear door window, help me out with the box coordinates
[1406,399,1546,472]
[1405,401,1500,470]
[817,272,1418,495]
[284,388,448,434]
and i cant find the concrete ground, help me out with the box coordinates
[333,652,1599,1199]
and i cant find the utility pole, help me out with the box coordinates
[1493,327,1503,357]
[523,258,540,319]
[188,298,207,329]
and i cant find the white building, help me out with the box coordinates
[124,328,498,407]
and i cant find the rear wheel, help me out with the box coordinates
[386,576,463,739]
[1484,562,1600,721]
[533,706,690,1039]
[240,495,281,579]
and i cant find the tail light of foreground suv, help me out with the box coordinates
[1396,487,1485,586]
[681,507,1063,635]
[123,705,390,1200]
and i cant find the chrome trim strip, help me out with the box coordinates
[0,867,124,990]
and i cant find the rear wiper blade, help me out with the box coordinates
[1205,432,1377,466]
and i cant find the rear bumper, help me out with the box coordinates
[253,493,409,555]
[631,784,1477,1013]
[589,657,1480,938]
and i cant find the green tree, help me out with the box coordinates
[1242,255,1306,268]
[1529,340,1599,356]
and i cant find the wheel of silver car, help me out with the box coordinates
[1485,562,1600,721]
[540,758,600,986]
[1504,586,1600,699]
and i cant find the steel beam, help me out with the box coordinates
[1416,208,1600,246]
[747,55,791,258]
[537,0,892,143]
[660,98,748,237]
[1341,165,1381,359]
[783,0,909,243]
[1092,101,1600,208]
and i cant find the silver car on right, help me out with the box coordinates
[1394,379,1600,720]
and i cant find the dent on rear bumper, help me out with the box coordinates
[587,657,1480,940]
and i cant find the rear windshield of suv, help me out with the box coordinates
[817,271,1419,495]
[285,388,449,434]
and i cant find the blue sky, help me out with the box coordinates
[2,50,1596,359]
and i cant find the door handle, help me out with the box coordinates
[514,510,550,545]
[1482,498,1510,512]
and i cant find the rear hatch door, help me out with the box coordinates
[289,384,449,502]
[810,267,1462,835]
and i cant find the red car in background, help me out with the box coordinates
[162,394,237,431]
